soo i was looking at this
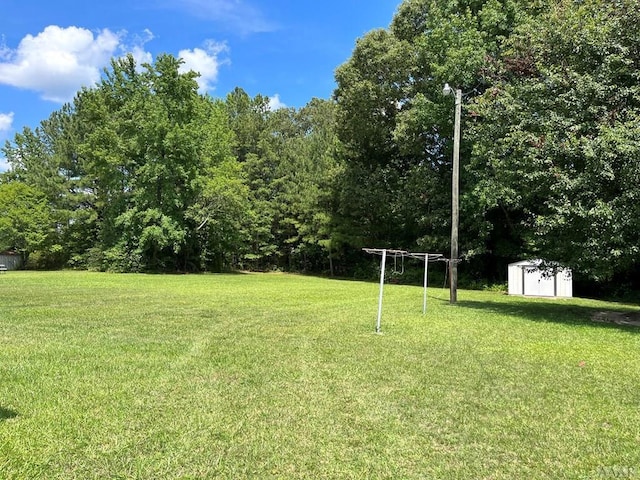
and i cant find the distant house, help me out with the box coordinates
[0,252,23,271]
[508,259,572,298]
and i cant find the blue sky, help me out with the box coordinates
[0,0,401,170]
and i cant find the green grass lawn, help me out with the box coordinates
[1,271,640,479]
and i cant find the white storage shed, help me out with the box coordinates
[508,259,572,298]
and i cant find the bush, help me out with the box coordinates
[25,246,66,270]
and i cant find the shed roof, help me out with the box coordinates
[508,259,544,267]
[508,259,571,271]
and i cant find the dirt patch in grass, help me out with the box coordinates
[591,310,640,327]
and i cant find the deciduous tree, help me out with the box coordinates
[469,0,640,280]
[0,182,58,264]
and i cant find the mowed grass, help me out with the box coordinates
[1,271,640,479]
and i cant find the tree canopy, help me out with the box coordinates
[469,0,640,281]
[2,55,340,274]
[334,0,640,287]
[3,0,640,294]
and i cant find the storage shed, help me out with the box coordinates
[508,259,572,297]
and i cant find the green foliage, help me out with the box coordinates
[40,54,254,272]
[188,156,252,271]
[73,54,209,270]
[333,0,526,262]
[334,0,640,285]
[469,0,640,280]
[226,91,342,272]
[2,59,344,274]
[4,0,640,288]
[2,105,93,266]
[0,182,58,264]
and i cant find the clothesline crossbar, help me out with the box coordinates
[362,249,449,333]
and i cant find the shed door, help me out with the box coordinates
[523,268,556,296]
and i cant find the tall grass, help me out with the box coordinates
[1,271,639,479]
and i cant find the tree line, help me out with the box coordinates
[1,54,340,274]
[2,0,640,294]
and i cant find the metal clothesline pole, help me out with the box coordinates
[376,249,387,334]
[423,255,429,315]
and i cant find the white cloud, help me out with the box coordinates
[0,26,156,103]
[178,40,229,93]
[0,157,9,172]
[0,25,231,102]
[0,26,120,102]
[0,112,13,133]
[268,94,286,111]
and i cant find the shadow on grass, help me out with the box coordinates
[0,406,18,421]
[456,297,640,333]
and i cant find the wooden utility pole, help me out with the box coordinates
[450,88,462,304]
